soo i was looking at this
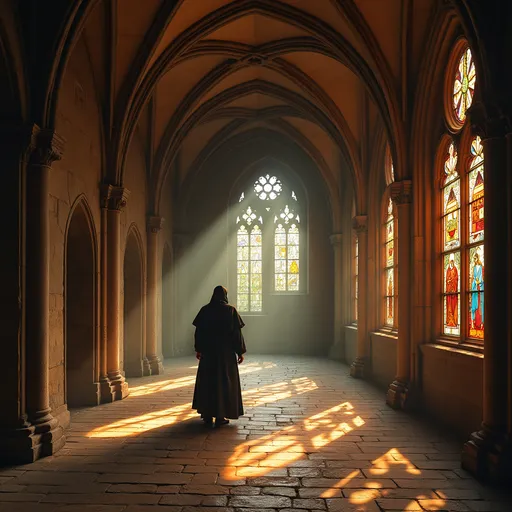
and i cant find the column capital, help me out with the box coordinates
[28,127,65,166]
[148,215,164,234]
[329,233,343,247]
[100,184,130,211]
[352,215,368,234]
[390,180,413,205]
[468,101,512,140]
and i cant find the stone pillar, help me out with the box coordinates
[146,216,165,374]
[329,234,344,359]
[461,113,512,482]
[98,187,111,402]
[105,186,130,400]
[350,215,368,378]
[0,125,65,463]
[24,128,66,457]
[507,130,512,443]
[386,180,413,409]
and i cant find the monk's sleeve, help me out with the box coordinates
[232,308,246,356]
[192,308,207,353]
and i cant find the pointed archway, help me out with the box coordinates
[162,243,173,358]
[65,199,99,407]
[123,228,145,377]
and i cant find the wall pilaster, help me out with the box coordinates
[146,215,165,374]
[105,186,130,400]
[386,180,413,409]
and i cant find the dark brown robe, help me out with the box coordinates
[192,298,246,419]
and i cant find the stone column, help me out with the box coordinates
[350,215,368,378]
[105,186,130,400]
[146,216,164,374]
[98,186,112,402]
[507,130,512,442]
[462,113,511,482]
[329,234,344,359]
[0,125,63,463]
[386,180,413,409]
[24,128,66,456]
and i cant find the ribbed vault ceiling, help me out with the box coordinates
[81,0,436,210]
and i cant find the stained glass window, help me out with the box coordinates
[236,174,304,311]
[274,205,300,292]
[469,136,484,243]
[236,209,262,313]
[467,136,484,340]
[440,42,482,343]
[442,142,461,336]
[452,47,476,124]
[353,236,358,322]
[384,198,397,327]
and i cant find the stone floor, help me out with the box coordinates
[1,356,511,512]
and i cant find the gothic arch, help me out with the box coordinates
[122,224,146,377]
[64,194,99,407]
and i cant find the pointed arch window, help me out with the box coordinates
[440,41,483,343]
[275,205,300,292]
[235,174,304,312]
[236,208,263,313]
[383,197,397,328]
[353,235,358,322]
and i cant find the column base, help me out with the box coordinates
[107,371,129,401]
[99,377,114,403]
[386,379,409,410]
[0,416,66,465]
[350,357,365,378]
[148,355,164,375]
[461,428,512,484]
[124,360,145,378]
[142,357,152,376]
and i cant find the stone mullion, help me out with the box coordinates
[386,180,412,409]
[106,186,130,400]
[350,216,368,378]
[146,215,164,374]
[461,111,511,482]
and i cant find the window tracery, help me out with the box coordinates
[235,174,304,312]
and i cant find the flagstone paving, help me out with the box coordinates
[1,356,511,511]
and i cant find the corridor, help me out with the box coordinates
[1,356,510,512]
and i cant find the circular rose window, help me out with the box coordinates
[452,46,476,125]
[254,175,282,200]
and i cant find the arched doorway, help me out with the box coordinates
[123,229,144,377]
[162,244,173,358]
[65,200,98,407]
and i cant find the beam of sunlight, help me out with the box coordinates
[243,377,318,407]
[86,402,196,438]
[369,448,421,476]
[224,401,364,481]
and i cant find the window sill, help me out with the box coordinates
[269,291,308,296]
[423,339,484,357]
[373,328,398,339]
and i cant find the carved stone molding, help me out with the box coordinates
[329,233,343,248]
[352,215,368,233]
[390,180,413,205]
[101,185,130,211]
[148,215,164,234]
